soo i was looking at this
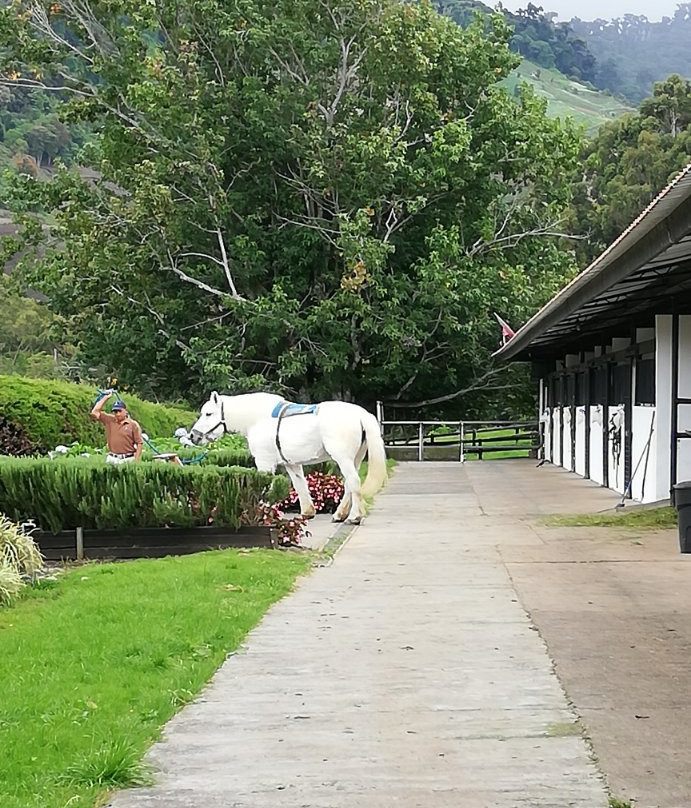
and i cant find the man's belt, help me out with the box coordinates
[108,452,134,459]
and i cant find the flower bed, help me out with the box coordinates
[279,471,345,514]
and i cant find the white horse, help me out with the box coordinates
[189,392,387,524]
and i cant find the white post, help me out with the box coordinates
[376,400,384,424]
[75,526,84,561]
[418,422,424,462]
[655,314,673,500]
[538,379,545,461]
[460,421,465,463]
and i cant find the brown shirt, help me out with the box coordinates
[100,413,142,454]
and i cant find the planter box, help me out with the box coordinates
[35,525,276,561]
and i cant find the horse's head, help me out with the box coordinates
[189,391,226,445]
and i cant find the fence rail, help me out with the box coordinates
[380,419,540,462]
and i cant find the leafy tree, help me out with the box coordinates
[0,0,582,412]
[0,276,65,378]
[569,74,691,264]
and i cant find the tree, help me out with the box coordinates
[0,0,582,411]
[569,74,691,264]
[0,276,64,377]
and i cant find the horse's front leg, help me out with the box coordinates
[285,464,316,518]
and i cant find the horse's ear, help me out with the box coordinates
[210,391,219,404]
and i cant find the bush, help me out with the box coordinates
[0,414,37,457]
[140,434,253,467]
[0,375,196,453]
[0,514,44,604]
[48,434,254,468]
[0,457,290,533]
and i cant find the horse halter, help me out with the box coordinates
[198,399,227,442]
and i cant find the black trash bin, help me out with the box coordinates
[672,481,691,553]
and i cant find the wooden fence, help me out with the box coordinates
[380,420,541,462]
[34,525,276,561]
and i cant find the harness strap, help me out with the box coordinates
[273,401,319,465]
[274,403,291,465]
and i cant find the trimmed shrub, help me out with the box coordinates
[140,434,253,467]
[0,457,290,533]
[0,414,37,457]
[0,375,196,452]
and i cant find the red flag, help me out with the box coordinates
[493,312,515,345]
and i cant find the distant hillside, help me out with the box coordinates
[438,0,691,106]
[505,60,633,134]
[571,4,691,104]
[437,0,600,86]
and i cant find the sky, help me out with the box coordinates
[501,0,682,21]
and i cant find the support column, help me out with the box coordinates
[655,314,673,500]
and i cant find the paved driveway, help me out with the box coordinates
[108,460,617,808]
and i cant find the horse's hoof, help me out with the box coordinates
[332,515,346,523]
[345,517,362,525]
[302,512,316,520]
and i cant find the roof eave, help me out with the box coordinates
[495,184,691,362]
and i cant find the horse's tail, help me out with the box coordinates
[360,410,388,498]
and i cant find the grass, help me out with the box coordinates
[545,506,676,530]
[609,799,634,808]
[388,427,535,461]
[0,549,311,808]
[504,59,633,135]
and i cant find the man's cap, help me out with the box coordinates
[112,400,127,412]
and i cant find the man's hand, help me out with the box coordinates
[90,390,113,420]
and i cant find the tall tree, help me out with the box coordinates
[569,74,691,265]
[0,0,581,410]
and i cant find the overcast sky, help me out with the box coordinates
[501,0,682,21]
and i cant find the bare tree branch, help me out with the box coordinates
[388,366,513,408]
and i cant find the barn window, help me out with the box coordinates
[635,355,655,405]
[551,375,562,405]
[575,371,586,405]
[609,363,631,404]
[566,373,576,405]
[590,366,607,404]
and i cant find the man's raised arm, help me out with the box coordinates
[90,391,113,421]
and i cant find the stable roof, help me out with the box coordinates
[496,162,691,361]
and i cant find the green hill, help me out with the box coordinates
[505,60,633,134]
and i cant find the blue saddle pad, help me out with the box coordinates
[271,401,318,418]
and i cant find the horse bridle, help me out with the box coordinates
[199,399,227,441]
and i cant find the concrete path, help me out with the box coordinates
[108,461,613,808]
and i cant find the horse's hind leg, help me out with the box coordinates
[329,453,364,524]
[285,464,316,518]
[333,441,366,522]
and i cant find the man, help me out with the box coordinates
[90,391,143,465]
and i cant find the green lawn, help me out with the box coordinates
[545,506,676,530]
[0,550,311,808]
[503,60,633,135]
[386,427,536,461]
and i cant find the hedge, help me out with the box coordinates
[0,457,290,533]
[54,435,254,467]
[0,375,197,453]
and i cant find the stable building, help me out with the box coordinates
[496,162,691,504]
